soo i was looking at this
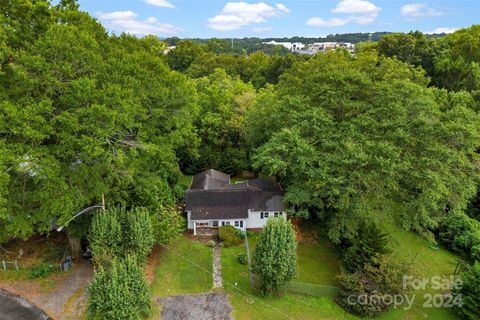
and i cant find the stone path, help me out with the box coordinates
[212,244,222,289]
[157,293,232,320]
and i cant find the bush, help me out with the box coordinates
[236,229,246,239]
[87,255,150,320]
[336,257,409,317]
[207,240,216,247]
[219,225,242,247]
[253,218,297,294]
[453,261,480,319]
[437,212,480,261]
[89,207,154,265]
[28,263,55,279]
[237,253,248,265]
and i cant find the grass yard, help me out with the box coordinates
[379,223,459,320]
[150,236,213,298]
[177,174,192,189]
[221,234,356,320]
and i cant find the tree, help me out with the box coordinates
[87,255,150,320]
[181,69,255,174]
[165,40,205,72]
[378,31,438,76]
[337,256,409,317]
[342,222,391,272]
[89,207,154,265]
[453,261,480,320]
[0,2,197,243]
[253,218,297,294]
[251,51,480,243]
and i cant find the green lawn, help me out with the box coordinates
[150,222,460,320]
[178,174,192,189]
[221,234,356,320]
[150,237,213,297]
[379,223,459,320]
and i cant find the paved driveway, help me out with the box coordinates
[0,289,50,320]
[158,293,232,320]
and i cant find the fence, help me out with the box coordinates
[1,260,19,271]
[286,281,339,298]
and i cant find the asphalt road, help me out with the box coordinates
[0,289,50,320]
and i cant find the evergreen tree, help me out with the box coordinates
[253,218,297,294]
[342,222,392,272]
[87,255,150,320]
[454,261,480,320]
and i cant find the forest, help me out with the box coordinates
[1,0,480,319]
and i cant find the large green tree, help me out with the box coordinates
[0,1,196,243]
[250,51,480,242]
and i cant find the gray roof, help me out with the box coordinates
[190,169,230,190]
[185,170,284,220]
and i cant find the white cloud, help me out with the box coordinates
[426,27,458,34]
[332,0,380,15]
[306,17,349,27]
[252,26,272,33]
[401,3,443,18]
[96,11,182,36]
[307,0,380,28]
[145,0,175,8]
[207,2,290,31]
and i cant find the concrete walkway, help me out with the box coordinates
[212,244,222,289]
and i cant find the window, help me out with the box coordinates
[212,221,218,227]
[261,212,264,219]
[235,221,239,227]
[221,221,225,226]
[274,212,278,218]
[264,212,269,218]
[279,212,283,216]
[225,221,231,226]
[240,221,243,228]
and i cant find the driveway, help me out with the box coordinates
[0,289,50,320]
[157,293,232,320]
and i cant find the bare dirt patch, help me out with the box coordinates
[157,293,232,320]
[0,259,92,320]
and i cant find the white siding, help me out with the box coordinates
[247,210,287,228]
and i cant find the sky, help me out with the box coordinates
[74,0,480,38]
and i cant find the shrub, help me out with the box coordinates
[253,218,297,294]
[343,222,392,272]
[219,225,242,247]
[28,263,55,279]
[336,257,409,317]
[437,212,480,261]
[236,229,246,239]
[237,253,248,265]
[89,207,154,265]
[207,240,216,247]
[151,205,184,245]
[453,261,480,319]
[87,255,150,320]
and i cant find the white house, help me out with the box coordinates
[185,169,287,235]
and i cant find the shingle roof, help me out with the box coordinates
[190,169,230,190]
[185,170,284,220]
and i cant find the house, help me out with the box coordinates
[185,169,287,235]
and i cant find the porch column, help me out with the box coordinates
[193,222,197,235]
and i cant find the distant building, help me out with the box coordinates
[262,40,305,52]
[299,42,355,55]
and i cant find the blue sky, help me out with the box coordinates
[75,0,479,38]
